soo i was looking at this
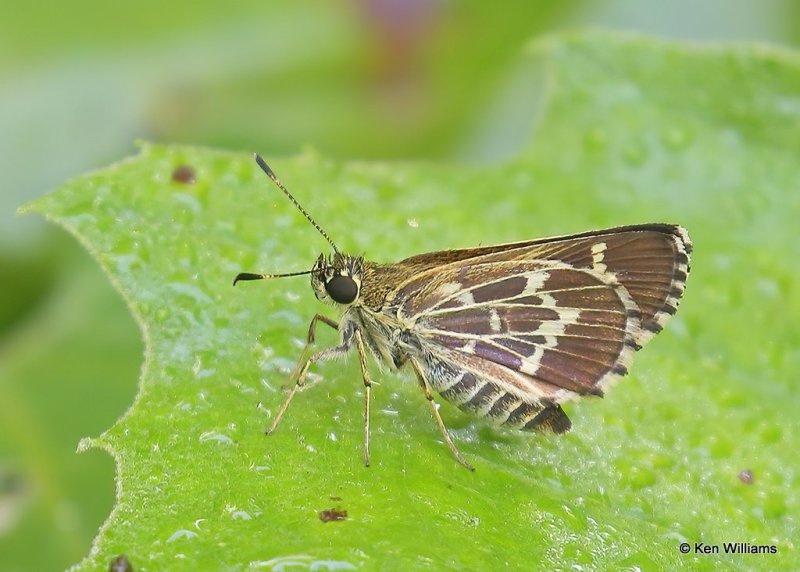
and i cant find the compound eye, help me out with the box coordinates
[325,275,358,304]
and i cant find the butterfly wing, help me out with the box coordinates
[395,224,691,344]
[383,225,691,432]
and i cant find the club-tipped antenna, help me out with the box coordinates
[233,269,312,286]
[254,154,339,253]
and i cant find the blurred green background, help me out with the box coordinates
[2,1,799,570]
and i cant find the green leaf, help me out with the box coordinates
[23,32,800,570]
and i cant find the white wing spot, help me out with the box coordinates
[437,282,462,297]
[591,241,608,273]
[489,309,501,332]
[457,291,475,305]
[592,242,608,273]
[523,271,549,295]
[590,242,607,255]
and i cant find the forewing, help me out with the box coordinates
[395,224,691,346]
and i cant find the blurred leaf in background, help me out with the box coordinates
[2,0,800,570]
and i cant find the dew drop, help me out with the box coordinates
[167,529,198,542]
[199,431,233,445]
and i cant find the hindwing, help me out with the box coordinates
[388,260,639,398]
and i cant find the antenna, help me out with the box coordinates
[233,270,312,286]
[254,154,339,253]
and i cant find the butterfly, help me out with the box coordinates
[235,154,692,470]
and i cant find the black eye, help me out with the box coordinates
[325,275,358,304]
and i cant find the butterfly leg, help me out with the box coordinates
[306,313,339,344]
[266,318,352,435]
[280,314,339,394]
[409,357,475,471]
[353,329,374,467]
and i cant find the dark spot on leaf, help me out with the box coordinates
[319,507,348,522]
[171,165,196,184]
[108,554,134,572]
[738,469,754,485]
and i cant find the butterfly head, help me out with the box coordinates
[233,155,366,306]
[311,252,364,306]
